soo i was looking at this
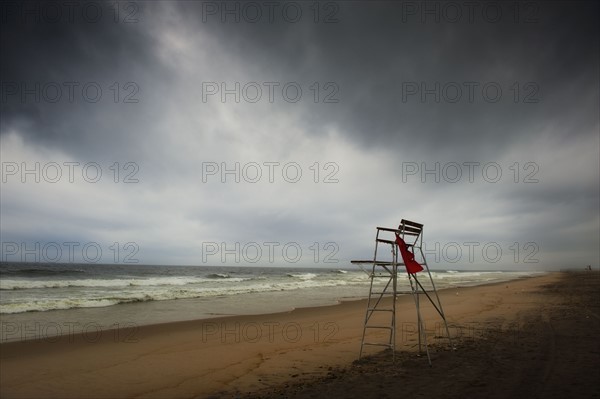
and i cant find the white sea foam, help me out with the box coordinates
[0,265,544,314]
[0,276,251,290]
[287,273,318,280]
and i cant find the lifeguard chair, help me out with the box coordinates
[351,219,452,364]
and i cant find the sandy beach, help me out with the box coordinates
[1,271,598,398]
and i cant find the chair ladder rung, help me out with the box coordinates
[367,308,393,312]
[365,325,393,329]
[363,342,393,347]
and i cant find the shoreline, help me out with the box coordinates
[0,272,544,344]
[3,272,594,398]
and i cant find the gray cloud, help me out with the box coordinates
[1,1,598,269]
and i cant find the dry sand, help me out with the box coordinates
[1,272,598,398]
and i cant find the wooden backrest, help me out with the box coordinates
[398,219,423,237]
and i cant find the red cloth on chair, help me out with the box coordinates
[395,234,424,274]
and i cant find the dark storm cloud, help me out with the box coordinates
[2,1,597,158]
[170,1,599,159]
[0,1,172,160]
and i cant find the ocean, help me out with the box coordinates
[0,262,543,342]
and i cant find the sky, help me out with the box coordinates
[1,0,598,270]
